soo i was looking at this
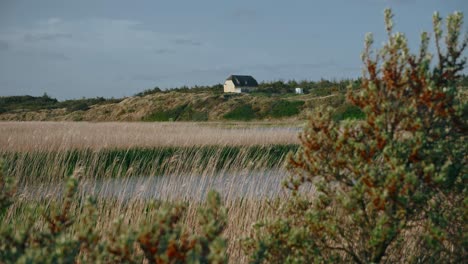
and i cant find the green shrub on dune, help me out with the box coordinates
[223,104,257,121]
[268,100,305,118]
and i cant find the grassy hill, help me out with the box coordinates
[2,74,466,122]
[0,79,362,122]
[0,91,355,122]
[4,74,465,122]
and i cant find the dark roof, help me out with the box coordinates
[226,75,258,87]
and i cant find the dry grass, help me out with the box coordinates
[0,121,301,152]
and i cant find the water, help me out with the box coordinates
[19,169,307,202]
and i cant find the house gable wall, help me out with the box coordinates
[224,80,237,93]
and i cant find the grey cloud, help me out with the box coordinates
[23,32,73,42]
[154,48,174,54]
[37,51,71,61]
[42,18,62,26]
[231,8,258,20]
[0,40,8,51]
[14,50,70,61]
[173,38,202,46]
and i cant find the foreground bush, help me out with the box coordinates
[245,9,467,263]
[0,164,227,263]
[332,103,365,121]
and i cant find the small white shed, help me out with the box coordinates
[295,88,304,94]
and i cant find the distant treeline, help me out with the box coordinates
[137,74,468,96]
[1,75,466,114]
[135,78,360,97]
[0,94,122,114]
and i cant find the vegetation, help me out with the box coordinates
[257,79,354,96]
[221,100,305,120]
[0,124,297,263]
[144,104,190,121]
[136,84,224,96]
[0,91,346,122]
[0,122,300,151]
[135,76,467,98]
[0,93,58,112]
[0,94,121,113]
[3,144,298,183]
[332,103,366,121]
[245,9,467,263]
[144,104,209,121]
[135,80,354,97]
[0,9,466,264]
[0,163,228,263]
[1,74,466,122]
[223,104,256,121]
[0,122,300,262]
[268,100,305,118]
[0,77,360,122]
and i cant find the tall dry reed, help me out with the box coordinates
[0,121,300,152]
[1,121,311,263]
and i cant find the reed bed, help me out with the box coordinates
[0,121,301,152]
[1,121,309,262]
[6,145,300,203]
[3,144,313,262]
[11,149,313,260]
[3,145,298,183]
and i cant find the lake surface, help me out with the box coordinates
[19,169,313,201]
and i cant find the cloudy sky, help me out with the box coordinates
[0,0,466,99]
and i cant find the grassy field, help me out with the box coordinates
[0,121,308,262]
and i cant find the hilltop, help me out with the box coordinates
[1,75,465,122]
[0,79,367,122]
[0,91,359,122]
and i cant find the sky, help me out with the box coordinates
[0,0,467,99]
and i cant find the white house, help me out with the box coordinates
[224,75,258,93]
[295,88,304,94]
